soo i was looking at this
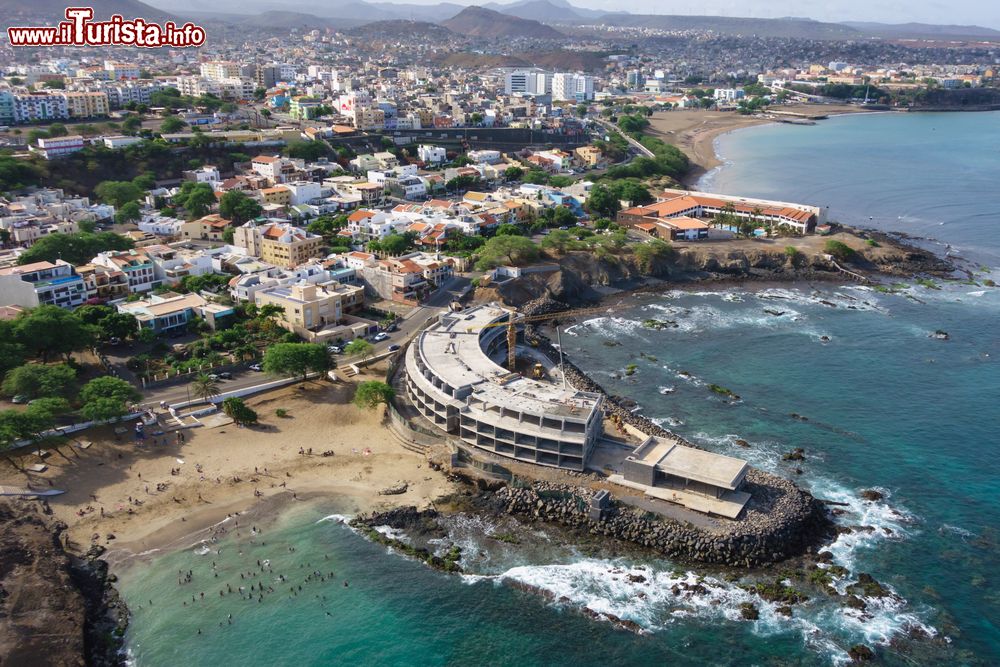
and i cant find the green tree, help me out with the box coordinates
[552,206,577,227]
[47,122,68,136]
[95,180,143,208]
[343,339,374,364]
[219,190,262,224]
[0,403,59,449]
[1,363,77,399]
[287,140,330,161]
[474,236,539,270]
[495,223,523,237]
[191,373,221,404]
[379,233,412,255]
[115,200,142,224]
[632,239,674,274]
[0,320,26,371]
[16,231,134,266]
[122,115,142,134]
[222,397,258,425]
[160,115,187,133]
[262,343,330,379]
[824,239,856,262]
[174,181,216,218]
[586,183,620,219]
[540,229,575,254]
[79,376,142,422]
[503,166,524,181]
[353,381,394,410]
[13,306,97,362]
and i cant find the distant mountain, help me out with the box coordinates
[347,19,457,40]
[485,0,611,21]
[841,21,1000,40]
[236,10,342,29]
[441,6,563,39]
[367,1,466,22]
[0,0,173,24]
[483,0,579,22]
[594,14,861,40]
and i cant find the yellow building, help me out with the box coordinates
[260,223,323,268]
[261,186,292,206]
[254,281,364,336]
[574,145,603,167]
[61,91,110,118]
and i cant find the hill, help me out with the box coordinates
[842,21,1000,40]
[594,14,861,39]
[441,6,564,39]
[347,19,457,40]
[0,0,173,25]
[238,10,340,28]
[487,0,580,22]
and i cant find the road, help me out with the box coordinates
[141,275,472,407]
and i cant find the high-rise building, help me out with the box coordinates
[552,73,594,102]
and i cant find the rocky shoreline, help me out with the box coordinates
[0,499,128,667]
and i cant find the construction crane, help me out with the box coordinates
[467,306,611,372]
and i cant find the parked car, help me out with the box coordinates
[217,371,233,379]
[372,332,389,342]
[327,345,342,354]
[11,395,28,404]
[387,344,401,352]
[249,363,262,372]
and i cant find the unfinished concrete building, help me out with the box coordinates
[404,304,604,471]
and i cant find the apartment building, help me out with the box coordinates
[233,221,323,268]
[0,260,86,309]
[118,292,232,334]
[12,92,68,122]
[61,91,110,118]
[93,250,157,293]
[417,144,447,164]
[75,263,130,302]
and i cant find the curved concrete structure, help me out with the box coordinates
[404,304,603,471]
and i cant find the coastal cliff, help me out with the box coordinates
[484,231,954,305]
[0,500,127,667]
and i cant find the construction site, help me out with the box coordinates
[400,302,753,518]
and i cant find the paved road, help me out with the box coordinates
[141,275,472,407]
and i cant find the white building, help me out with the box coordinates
[418,144,447,164]
[552,73,595,102]
[504,69,551,96]
[32,135,85,160]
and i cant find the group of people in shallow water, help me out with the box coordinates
[148,510,351,637]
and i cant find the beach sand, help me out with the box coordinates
[0,378,457,558]
[648,104,877,185]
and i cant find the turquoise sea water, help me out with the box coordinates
[702,111,1000,265]
[120,114,1000,665]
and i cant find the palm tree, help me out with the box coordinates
[191,373,221,405]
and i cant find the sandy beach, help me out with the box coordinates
[0,376,457,558]
[648,103,879,185]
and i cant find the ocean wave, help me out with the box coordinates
[473,558,932,661]
[316,513,352,524]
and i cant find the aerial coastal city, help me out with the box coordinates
[0,0,998,665]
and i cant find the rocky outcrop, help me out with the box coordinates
[490,232,955,306]
[484,468,830,567]
[0,500,127,667]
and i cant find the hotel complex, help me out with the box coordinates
[404,304,605,471]
[618,188,825,235]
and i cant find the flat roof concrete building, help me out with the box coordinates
[404,304,603,471]
[614,436,751,518]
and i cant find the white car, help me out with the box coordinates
[372,332,389,342]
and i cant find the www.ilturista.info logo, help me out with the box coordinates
[8,7,206,48]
